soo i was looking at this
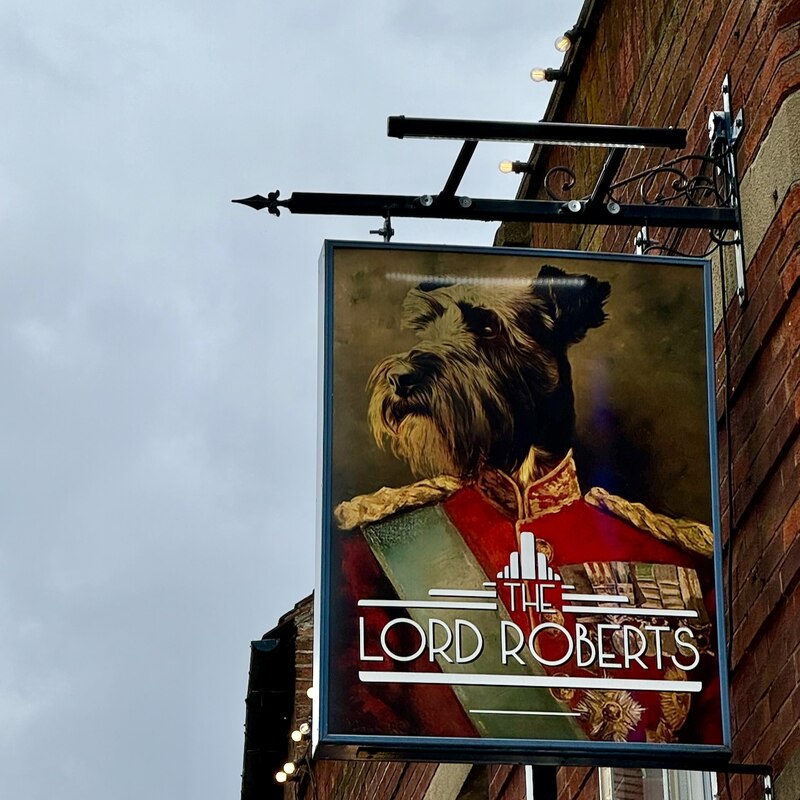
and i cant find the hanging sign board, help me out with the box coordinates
[313,241,730,765]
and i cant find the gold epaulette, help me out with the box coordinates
[584,487,714,558]
[334,476,463,531]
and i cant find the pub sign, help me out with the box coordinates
[313,241,730,764]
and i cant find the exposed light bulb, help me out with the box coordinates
[306,686,316,700]
[298,722,311,735]
[291,729,303,742]
[529,67,566,83]
[555,27,580,53]
[498,160,514,174]
[275,771,288,784]
[555,34,572,53]
[283,762,297,775]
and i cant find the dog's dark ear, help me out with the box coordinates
[532,264,610,345]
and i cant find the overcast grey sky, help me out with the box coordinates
[1,2,582,798]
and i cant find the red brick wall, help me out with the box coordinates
[309,761,438,800]
[286,597,313,776]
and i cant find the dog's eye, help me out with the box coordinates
[480,320,499,338]
[460,305,501,339]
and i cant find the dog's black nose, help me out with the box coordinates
[386,366,419,397]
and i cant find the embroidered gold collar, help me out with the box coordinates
[476,450,582,520]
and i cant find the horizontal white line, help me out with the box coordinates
[429,589,498,598]
[358,672,702,693]
[483,582,497,587]
[470,709,581,717]
[562,605,698,618]
[562,585,575,589]
[562,593,630,603]
[358,599,497,610]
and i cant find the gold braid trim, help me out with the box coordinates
[334,476,462,530]
[584,487,714,557]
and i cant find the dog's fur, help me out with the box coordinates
[368,265,610,482]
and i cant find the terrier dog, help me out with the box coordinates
[367,265,611,483]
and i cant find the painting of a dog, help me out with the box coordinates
[366,266,610,483]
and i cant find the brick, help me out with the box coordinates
[782,522,800,595]
[732,408,800,531]
[768,658,798,716]
[490,765,513,799]
[774,722,800,776]
[784,500,800,550]
[722,188,800,376]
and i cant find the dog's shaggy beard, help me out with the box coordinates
[368,350,518,479]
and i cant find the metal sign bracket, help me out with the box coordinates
[234,80,745,300]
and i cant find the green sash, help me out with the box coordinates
[362,504,585,740]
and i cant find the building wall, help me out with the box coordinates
[249,2,800,799]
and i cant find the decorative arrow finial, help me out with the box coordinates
[231,190,283,215]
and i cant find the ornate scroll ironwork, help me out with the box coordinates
[541,147,740,260]
[613,154,734,209]
[543,166,578,201]
[544,153,734,211]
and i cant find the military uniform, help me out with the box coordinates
[330,452,722,746]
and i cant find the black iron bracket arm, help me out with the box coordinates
[233,191,737,230]
[233,120,697,226]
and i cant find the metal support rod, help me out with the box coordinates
[721,74,746,305]
[589,148,626,207]
[440,140,478,198]
[233,190,738,229]
[387,116,687,149]
[525,766,558,800]
[721,763,773,777]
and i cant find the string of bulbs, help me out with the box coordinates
[531,26,581,82]
[274,686,315,785]
[499,26,581,176]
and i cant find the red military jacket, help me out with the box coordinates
[330,453,722,746]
